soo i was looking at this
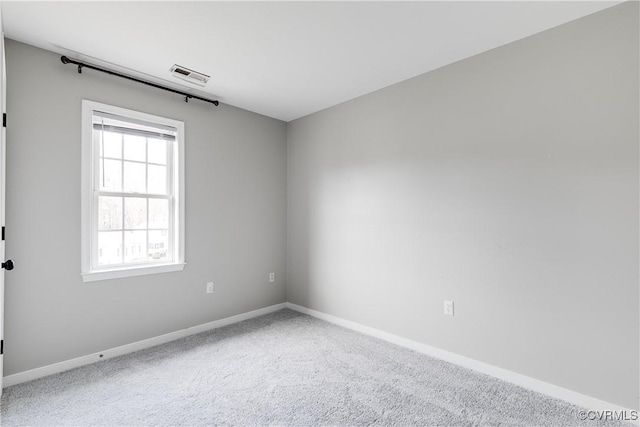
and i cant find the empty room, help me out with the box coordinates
[0,1,637,425]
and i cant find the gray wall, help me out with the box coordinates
[4,40,287,375]
[287,2,638,410]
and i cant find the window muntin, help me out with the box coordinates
[82,101,185,281]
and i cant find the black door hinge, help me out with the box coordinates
[2,113,5,128]
[1,226,4,241]
[1,340,4,355]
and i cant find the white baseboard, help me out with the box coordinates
[285,302,635,415]
[3,303,287,388]
[4,301,635,418]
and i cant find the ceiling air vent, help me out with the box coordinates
[170,64,210,87]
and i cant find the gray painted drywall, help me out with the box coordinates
[4,40,287,376]
[287,2,639,410]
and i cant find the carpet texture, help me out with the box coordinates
[0,309,628,426]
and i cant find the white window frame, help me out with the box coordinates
[81,100,185,282]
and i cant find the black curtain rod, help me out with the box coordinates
[60,56,219,106]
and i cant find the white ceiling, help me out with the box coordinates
[1,1,619,122]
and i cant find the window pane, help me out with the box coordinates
[102,131,122,159]
[93,131,102,155]
[123,161,146,193]
[98,197,122,230]
[148,164,167,195]
[148,230,169,261]
[149,199,169,229]
[100,159,122,192]
[123,134,146,162]
[124,197,147,229]
[84,101,184,278]
[148,138,166,165]
[124,230,147,263]
[98,231,123,266]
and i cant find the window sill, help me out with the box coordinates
[82,262,185,282]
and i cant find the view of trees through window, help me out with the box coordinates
[94,126,173,267]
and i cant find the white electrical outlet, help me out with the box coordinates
[444,300,454,316]
[269,272,275,283]
[206,282,214,294]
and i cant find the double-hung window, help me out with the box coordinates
[81,101,185,282]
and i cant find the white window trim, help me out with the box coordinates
[81,100,185,282]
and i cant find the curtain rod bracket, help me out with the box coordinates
[60,55,219,107]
